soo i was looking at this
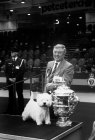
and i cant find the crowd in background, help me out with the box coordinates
[0,28,95,73]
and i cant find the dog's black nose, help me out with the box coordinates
[43,102,46,106]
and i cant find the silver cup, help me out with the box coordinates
[52,87,79,127]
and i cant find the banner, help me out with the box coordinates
[41,0,93,15]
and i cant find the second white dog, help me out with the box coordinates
[22,92,52,125]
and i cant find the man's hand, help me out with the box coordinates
[46,83,57,93]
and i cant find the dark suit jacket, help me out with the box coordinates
[4,57,25,82]
[44,59,74,92]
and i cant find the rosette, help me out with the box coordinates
[46,67,52,77]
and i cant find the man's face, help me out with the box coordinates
[53,47,65,62]
[11,52,17,57]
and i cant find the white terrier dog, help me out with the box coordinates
[22,92,52,125]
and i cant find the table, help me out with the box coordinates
[0,114,83,140]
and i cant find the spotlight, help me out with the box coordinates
[55,19,59,24]
[77,24,79,26]
[38,6,41,8]
[79,17,82,19]
[27,13,31,16]
[21,0,25,4]
[10,9,13,12]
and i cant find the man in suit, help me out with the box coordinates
[4,46,26,115]
[44,44,74,92]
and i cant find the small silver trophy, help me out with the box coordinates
[52,76,79,127]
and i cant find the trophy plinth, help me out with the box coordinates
[56,117,72,127]
[52,84,79,127]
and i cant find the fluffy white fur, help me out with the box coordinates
[22,92,52,125]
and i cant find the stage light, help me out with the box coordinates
[55,19,59,24]
[27,13,31,16]
[67,22,69,24]
[21,0,25,4]
[79,17,82,19]
[38,6,41,8]
[56,19,58,21]
[10,9,13,12]
[77,24,79,26]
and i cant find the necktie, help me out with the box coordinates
[52,62,58,75]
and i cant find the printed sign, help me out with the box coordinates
[41,0,93,15]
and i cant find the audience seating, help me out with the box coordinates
[0,30,94,73]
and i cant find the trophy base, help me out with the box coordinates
[56,117,72,127]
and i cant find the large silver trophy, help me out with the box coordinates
[52,76,79,127]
